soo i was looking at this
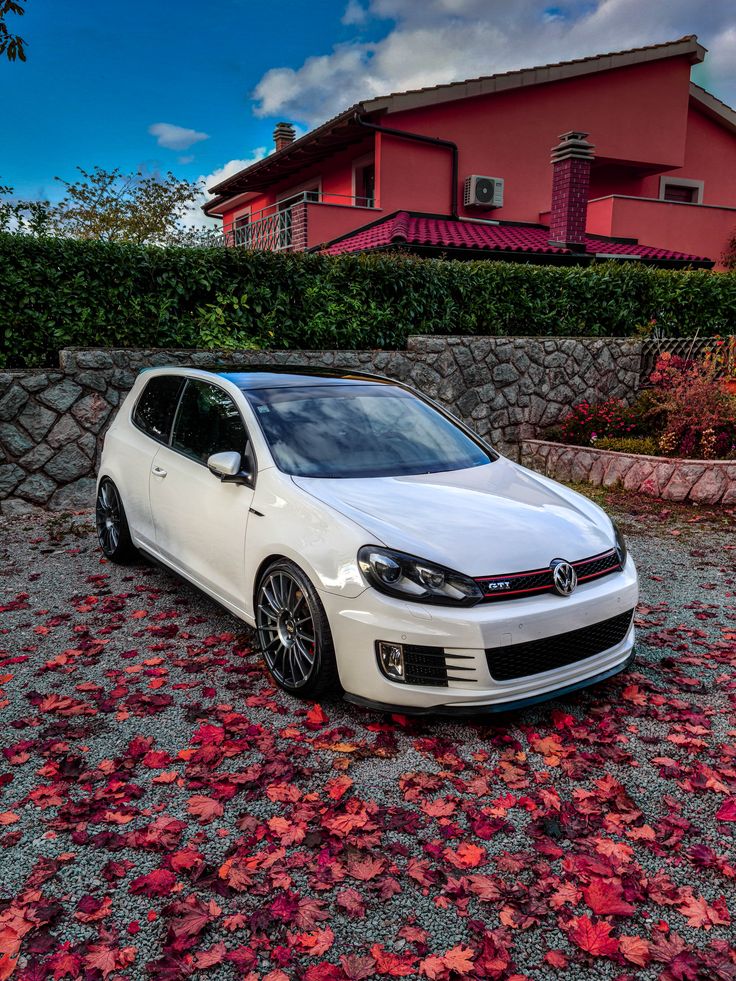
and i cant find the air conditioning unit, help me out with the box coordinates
[464,175,504,209]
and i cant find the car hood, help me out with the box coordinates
[293,459,615,577]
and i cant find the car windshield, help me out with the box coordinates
[243,383,494,478]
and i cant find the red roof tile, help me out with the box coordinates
[322,212,710,263]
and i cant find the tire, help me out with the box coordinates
[95,477,138,563]
[255,559,341,699]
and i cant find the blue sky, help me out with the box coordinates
[3,0,735,217]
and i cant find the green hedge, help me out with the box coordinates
[2,232,735,367]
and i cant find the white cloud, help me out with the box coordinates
[181,148,268,231]
[251,0,736,126]
[149,122,210,151]
[342,0,368,25]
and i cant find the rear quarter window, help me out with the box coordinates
[133,375,184,443]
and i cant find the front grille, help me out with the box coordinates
[401,645,475,688]
[486,609,634,681]
[475,549,621,602]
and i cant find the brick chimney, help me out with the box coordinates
[273,122,296,152]
[548,131,595,252]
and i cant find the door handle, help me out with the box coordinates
[151,466,167,478]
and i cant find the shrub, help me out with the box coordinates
[593,436,659,455]
[557,398,640,446]
[1,232,736,367]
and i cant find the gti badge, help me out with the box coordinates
[550,559,577,596]
[487,580,511,591]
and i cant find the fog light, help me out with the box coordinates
[377,641,405,682]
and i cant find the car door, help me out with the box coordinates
[149,379,255,612]
[125,374,186,547]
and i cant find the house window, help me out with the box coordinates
[353,156,375,207]
[659,177,703,205]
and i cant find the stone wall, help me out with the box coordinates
[521,439,736,505]
[0,337,643,512]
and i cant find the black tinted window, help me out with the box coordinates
[245,384,492,478]
[133,375,183,442]
[172,381,247,464]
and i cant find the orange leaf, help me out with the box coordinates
[443,945,475,975]
[568,916,619,957]
[619,935,651,967]
[443,842,485,869]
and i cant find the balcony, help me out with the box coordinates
[213,191,379,252]
[585,195,736,268]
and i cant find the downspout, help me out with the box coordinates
[355,113,459,219]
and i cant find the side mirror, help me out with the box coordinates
[207,451,242,478]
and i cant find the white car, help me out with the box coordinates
[96,366,637,713]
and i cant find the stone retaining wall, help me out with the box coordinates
[521,439,736,505]
[0,337,642,512]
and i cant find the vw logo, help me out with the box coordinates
[550,559,577,596]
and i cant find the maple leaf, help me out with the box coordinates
[677,893,731,929]
[619,935,651,967]
[305,704,328,728]
[295,897,330,930]
[443,946,475,975]
[348,855,386,881]
[544,950,568,968]
[187,795,223,823]
[582,878,635,916]
[337,888,367,918]
[419,954,447,979]
[421,798,456,817]
[568,916,619,957]
[74,894,112,922]
[168,896,211,938]
[83,945,122,979]
[47,943,83,980]
[295,926,334,956]
[129,868,177,897]
[715,797,736,821]
[325,775,353,800]
[443,842,485,869]
[370,944,418,977]
[340,954,378,980]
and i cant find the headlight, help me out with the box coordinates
[358,546,483,606]
[613,521,628,566]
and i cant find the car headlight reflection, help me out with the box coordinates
[358,546,483,606]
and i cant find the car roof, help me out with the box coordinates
[213,365,395,391]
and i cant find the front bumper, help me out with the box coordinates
[320,556,638,711]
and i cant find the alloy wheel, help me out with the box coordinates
[96,480,122,556]
[256,570,316,688]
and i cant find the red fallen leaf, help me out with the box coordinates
[582,878,636,916]
[295,897,329,930]
[341,954,378,980]
[443,946,475,975]
[325,775,353,800]
[187,795,223,823]
[421,798,456,817]
[348,855,386,881]
[544,950,568,968]
[619,935,651,967]
[74,895,112,922]
[223,913,246,932]
[168,895,211,938]
[0,954,17,981]
[419,954,446,979]
[677,893,731,929]
[192,942,227,969]
[568,916,619,957]
[370,944,418,977]
[129,868,177,897]
[336,887,366,918]
[305,703,328,728]
[0,813,19,826]
[294,926,334,956]
[443,842,485,869]
[47,943,83,979]
[716,797,736,821]
[83,945,124,979]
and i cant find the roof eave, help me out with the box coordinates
[362,36,705,115]
[689,82,736,136]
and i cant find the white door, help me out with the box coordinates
[149,380,254,612]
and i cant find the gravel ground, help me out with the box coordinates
[0,491,735,980]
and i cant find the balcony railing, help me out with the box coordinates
[210,192,375,251]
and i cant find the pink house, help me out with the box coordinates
[203,36,736,269]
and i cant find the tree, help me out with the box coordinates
[1,167,210,246]
[1,0,26,61]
